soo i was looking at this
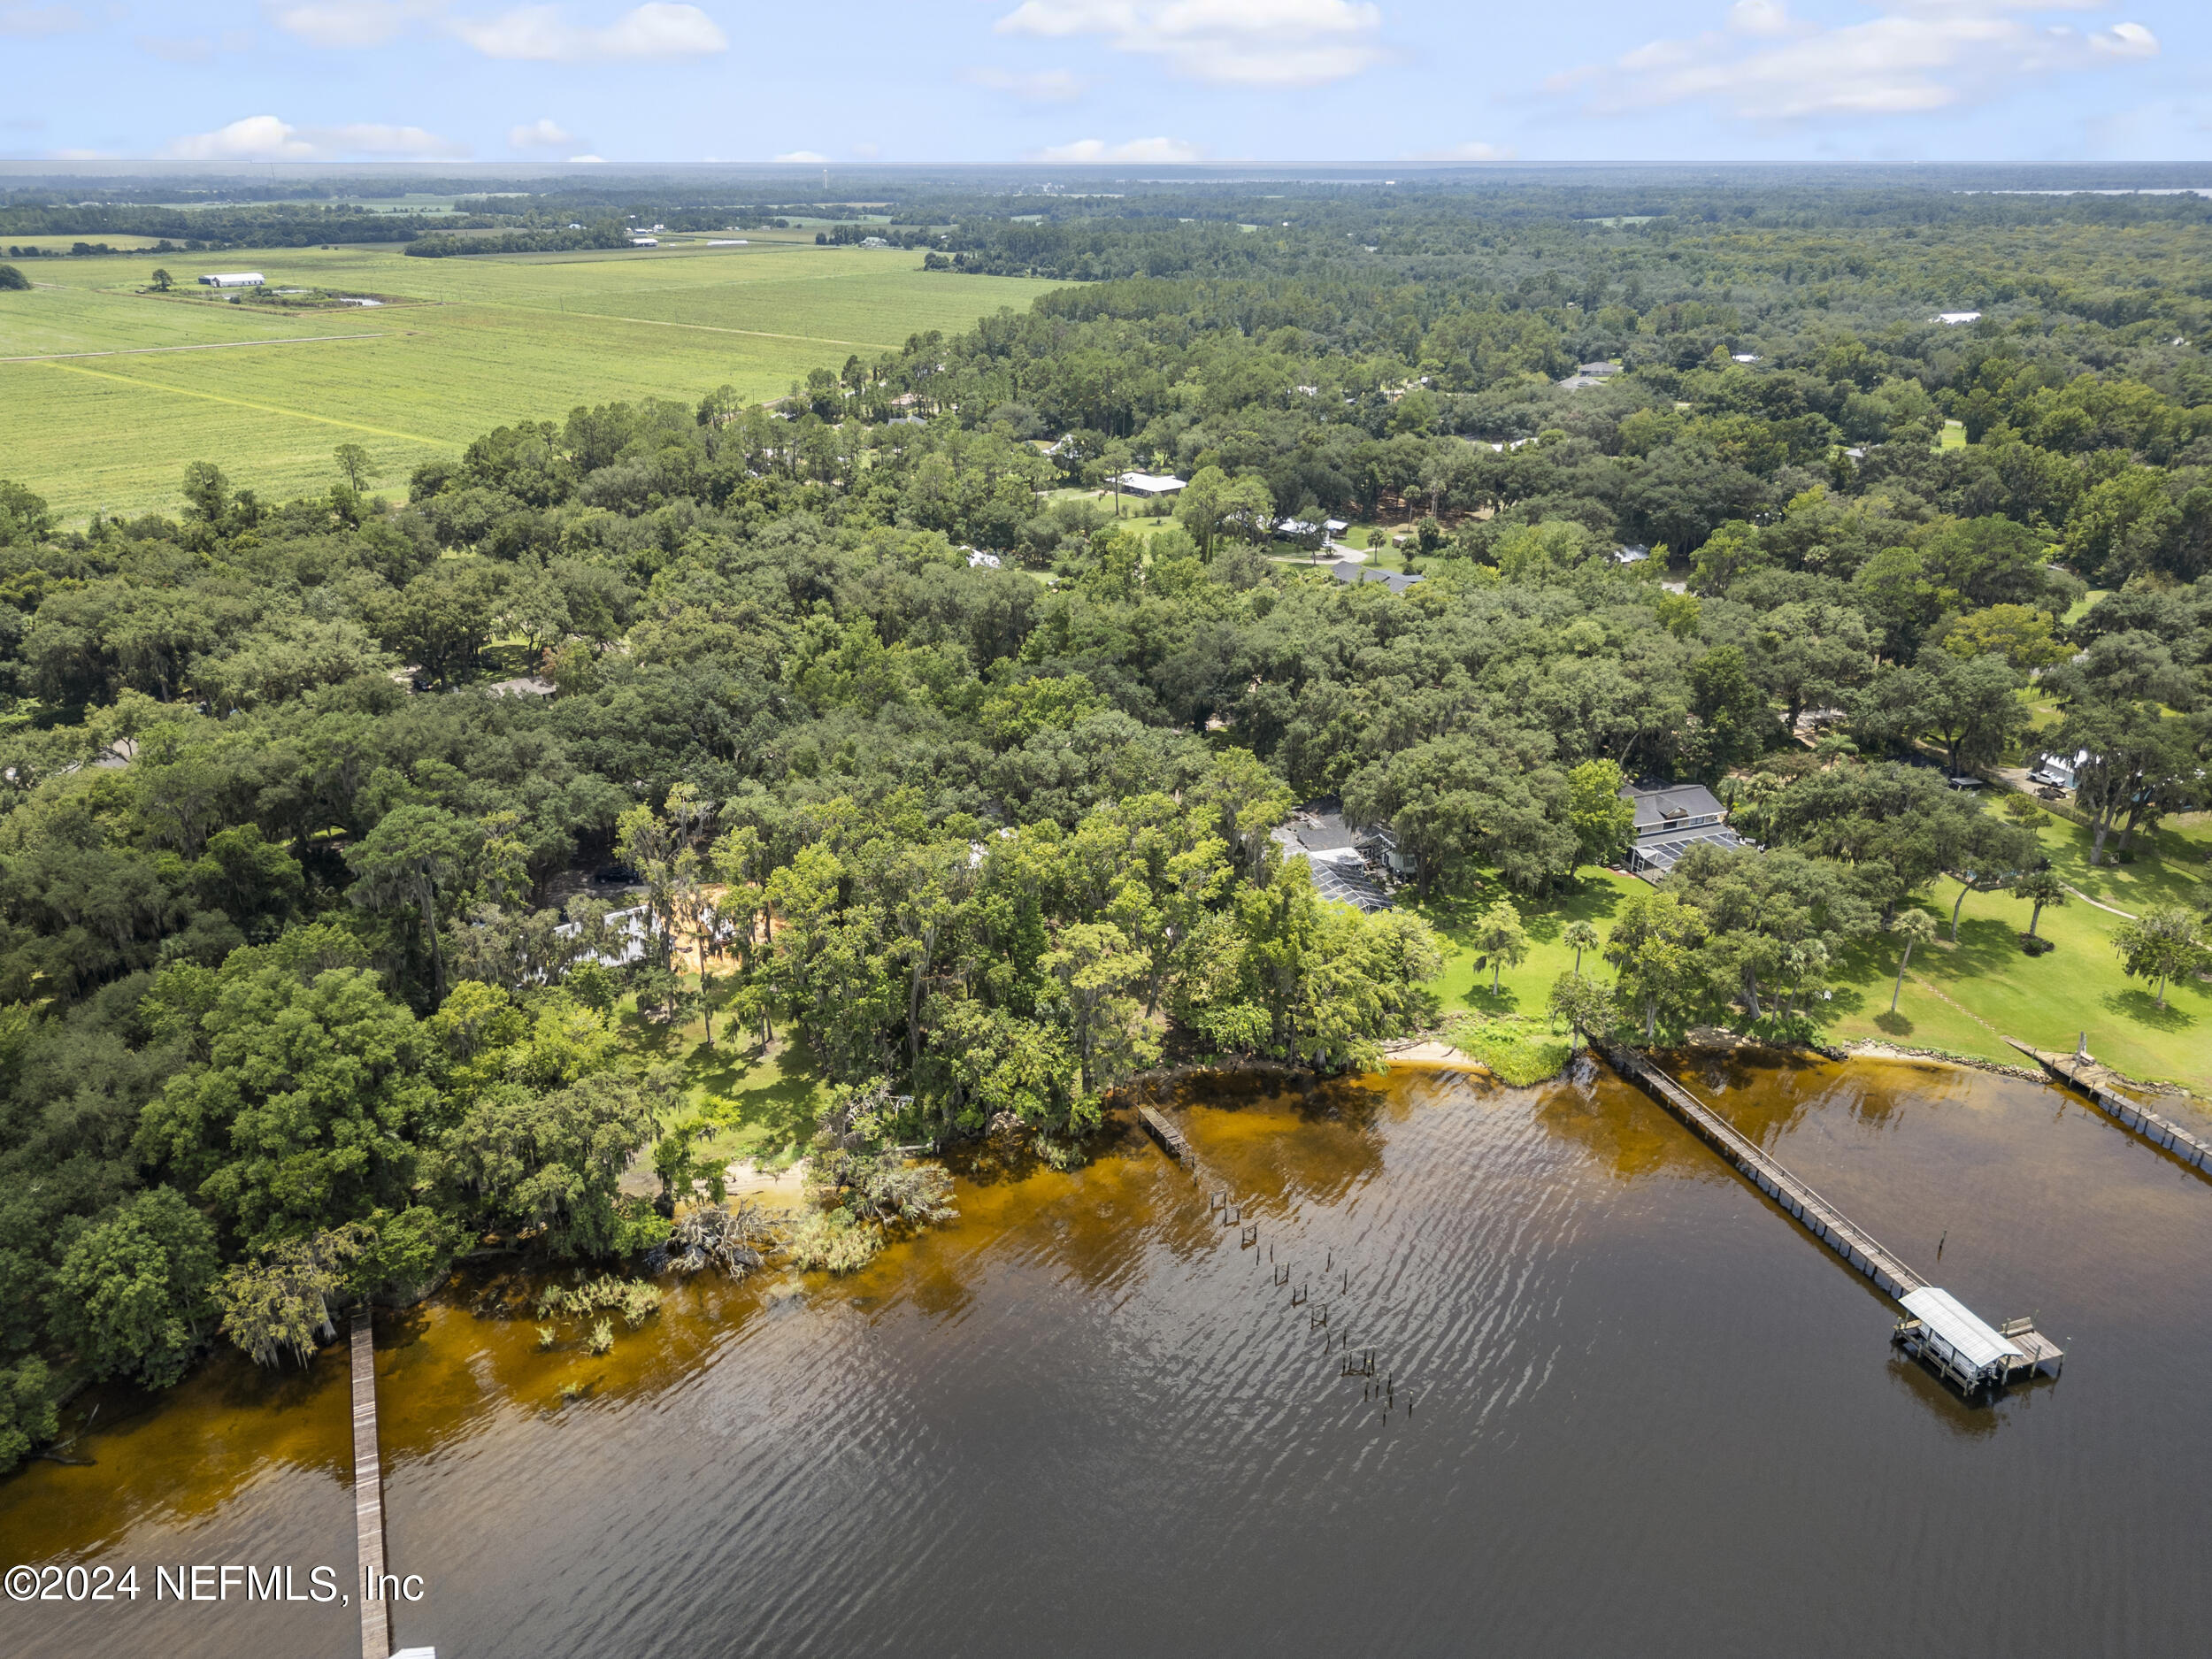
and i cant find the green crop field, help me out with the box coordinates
[0,242,1056,520]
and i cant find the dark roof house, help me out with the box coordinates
[1332,564,1424,595]
[1618,780,1750,879]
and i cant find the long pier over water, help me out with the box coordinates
[351,1312,391,1659]
[1595,1042,1928,1298]
[1593,1041,2062,1387]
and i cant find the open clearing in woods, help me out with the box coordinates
[0,241,1055,519]
[1420,802,2212,1098]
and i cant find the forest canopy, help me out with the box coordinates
[2,176,2208,1465]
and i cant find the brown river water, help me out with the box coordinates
[4,1053,2210,1658]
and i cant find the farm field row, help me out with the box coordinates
[0,242,1054,518]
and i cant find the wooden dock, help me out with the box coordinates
[351,1311,391,1659]
[1595,1041,2064,1390]
[2007,1039,2212,1179]
[1595,1041,1927,1299]
[1137,1105,1193,1166]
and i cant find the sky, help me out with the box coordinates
[3,0,2209,166]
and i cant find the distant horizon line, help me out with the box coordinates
[5,158,2212,179]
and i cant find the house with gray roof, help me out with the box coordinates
[1618,779,1751,879]
[1331,564,1424,596]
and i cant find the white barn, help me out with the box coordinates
[196,273,265,288]
[1114,472,1186,497]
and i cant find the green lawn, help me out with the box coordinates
[1406,809,2209,1094]
[1803,803,2208,1091]
[1416,870,1643,1018]
[1410,872,1641,1082]
[0,242,1054,520]
[613,974,830,1168]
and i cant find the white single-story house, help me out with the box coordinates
[1115,472,1187,497]
[630,236,659,247]
[1731,353,1760,364]
[1936,311,1982,326]
[964,549,1002,569]
[859,235,891,249]
[196,273,265,288]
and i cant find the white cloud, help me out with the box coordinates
[966,65,1086,103]
[267,0,438,48]
[1552,1,2160,122]
[996,0,1383,88]
[328,121,472,156]
[451,3,726,60]
[2,3,86,35]
[1408,141,1516,162]
[165,114,468,160]
[167,116,319,159]
[1726,0,1792,40]
[773,150,830,163]
[509,117,575,148]
[1028,135,1203,164]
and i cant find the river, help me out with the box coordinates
[4,1053,2209,1657]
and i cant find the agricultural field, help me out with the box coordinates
[0,241,1055,519]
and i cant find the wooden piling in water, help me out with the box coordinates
[350,1311,391,1659]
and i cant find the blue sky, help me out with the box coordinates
[3,0,2208,165]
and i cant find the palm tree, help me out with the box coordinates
[1889,908,1937,1015]
[2012,867,2067,940]
[1474,900,1530,995]
[1564,919,1599,977]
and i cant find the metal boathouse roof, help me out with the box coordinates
[1899,1287,2026,1374]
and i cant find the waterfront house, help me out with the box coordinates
[1617,779,1749,878]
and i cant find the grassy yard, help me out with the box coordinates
[0,242,1054,520]
[1408,805,2210,1094]
[1412,871,1643,1079]
[1818,804,2210,1089]
[614,974,831,1170]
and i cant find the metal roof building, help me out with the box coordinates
[1114,471,1187,496]
[1896,1287,2029,1391]
[1331,564,1424,596]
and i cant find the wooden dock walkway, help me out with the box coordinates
[2007,1039,2212,1179]
[1138,1105,1193,1166]
[351,1312,391,1659]
[1594,1041,1928,1301]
